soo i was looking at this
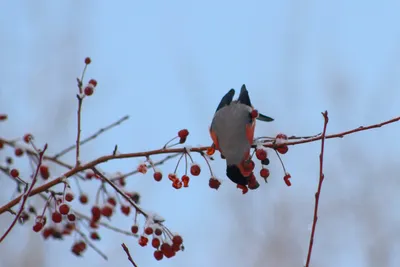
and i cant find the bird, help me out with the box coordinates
[209,84,273,186]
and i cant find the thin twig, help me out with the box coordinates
[0,143,48,242]
[121,243,138,267]
[76,95,83,167]
[305,111,329,267]
[54,115,129,158]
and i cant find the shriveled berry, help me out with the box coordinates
[23,134,33,143]
[39,165,49,179]
[137,163,147,174]
[52,212,62,223]
[152,237,161,248]
[190,164,201,176]
[168,173,178,181]
[284,173,292,186]
[59,203,70,215]
[277,145,288,154]
[15,148,24,157]
[178,129,189,139]
[138,236,148,247]
[154,250,163,261]
[10,169,19,178]
[179,137,187,144]
[261,158,270,165]
[172,179,182,189]
[181,175,189,187]
[121,205,130,216]
[256,149,267,160]
[154,228,162,236]
[131,225,139,234]
[79,194,88,204]
[209,177,221,190]
[237,184,249,194]
[153,172,162,182]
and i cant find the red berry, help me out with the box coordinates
[84,57,91,64]
[39,165,50,179]
[131,225,139,234]
[243,160,255,172]
[79,194,88,204]
[15,148,24,157]
[181,175,190,187]
[10,169,19,178]
[90,232,100,240]
[90,221,98,229]
[161,243,173,257]
[172,242,181,252]
[65,192,74,202]
[179,137,187,144]
[88,79,97,87]
[256,149,267,160]
[52,212,62,223]
[91,206,101,222]
[137,163,147,174]
[237,184,249,194]
[138,236,148,247]
[35,215,47,225]
[276,133,288,140]
[251,109,259,119]
[260,168,270,179]
[190,164,201,176]
[153,172,162,181]
[144,227,153,235]
[168,173,178,181]
[84,86,94,96]
[42,227,54,239]
[154,228,162,236]
[121,205,130,216]
[277,145,288,154]
[0,114,8,121]
[101,205,113,217]
[0,140,4,149]
[33,222,43,232]
[172,235,183,245]
[86,172,94,179]
[59,203,70,215]
[152,237,161,248]
[172,179,182,189]
[209,177,221,190]
[154,250,163,261]
[178,129,189,139]
[107,197,117,206]
[284,173,292,187]
[118,177,126,187]
[23,133,33,143]
[67,213,76,222]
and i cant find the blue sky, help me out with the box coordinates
[1,1,400,267]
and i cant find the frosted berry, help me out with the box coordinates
[101,205,113,217]
[88,79,97,87]
[52,212,62,223]
[39,165,49,179]
[276,133,288,140]
[131,225,139,234]
[152,237,161,248]
[153,172,162,181]
[15,148,24,157]
[137,163,147,174]
[277,145,288,154]
[59,203,70,215]
[10,169,19,178]
[209,177,221,190]
[84,86,94,96]
[260,168,270,179]
[121,205,130,216]
[181,175,190,187]
[178,129,189,139]
[154,250,163,261]
[84,57,91,64]
[256,149,267,160]
[79,194,88,204]
[190,164,201,176]
[23,133,33,143]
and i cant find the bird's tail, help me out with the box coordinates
[226,165,250,186]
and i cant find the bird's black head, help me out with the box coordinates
[226,165,249,186]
